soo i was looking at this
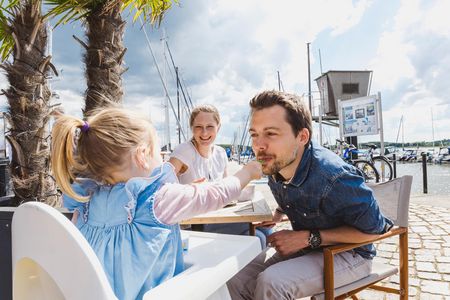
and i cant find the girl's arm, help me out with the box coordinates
[154,161,262,225]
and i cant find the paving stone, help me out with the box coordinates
[409,238,422,244]
[378,250,393,258]
[409,277,421,287]
[417,271,442,280]
[411,222,429,226]
[409,243,423,249]
[419,293,446,300]
[421,280,450,295]
[416,262,437,272]
[430,229,448,235]
[416,255,436,262]
[389,259,399,266]
[415,249,442,256]
[437,263,450,274]
[378,244,397,252]
[425,243,444,250]
[411,226,430,233]
[422,237,445,242]
[408,286,418,297]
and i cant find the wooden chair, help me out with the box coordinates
[251,175,413,299]
[313,175,413,300]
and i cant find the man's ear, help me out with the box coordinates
[297,128,310,146]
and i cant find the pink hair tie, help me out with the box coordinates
[80,121,90,133]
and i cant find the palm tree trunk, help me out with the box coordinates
[83,1,126,115]
[2,1,59,206]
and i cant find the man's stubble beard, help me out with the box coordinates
[262,146,298,176]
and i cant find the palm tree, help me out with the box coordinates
[0,0,59,206]
[46,0,176,115]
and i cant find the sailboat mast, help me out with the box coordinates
[277,71,281,91]
[431,107,435,150]
[402,117,404,150]
[162,29,171,151]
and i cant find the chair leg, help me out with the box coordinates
[399,230,408,299]
[323,249,334,300]
[351,295,359,300]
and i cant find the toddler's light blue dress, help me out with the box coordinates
[64,163,183,300]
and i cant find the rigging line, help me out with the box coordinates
[163,54,176,81]
[180,76,194,109]
[244,131,253,163]
[162,55,192,117]
[175,72,193,114]
[164,40,194,112]
[139,17,187,141]
[238,113,250,155]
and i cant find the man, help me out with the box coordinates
[227,91,392,300]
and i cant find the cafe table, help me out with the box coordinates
[180,190,273,235]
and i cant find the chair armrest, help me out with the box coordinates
[322,226,408,300]
[323,227,407,255]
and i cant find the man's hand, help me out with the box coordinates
[267,230,310,256]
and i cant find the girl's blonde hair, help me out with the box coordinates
[51,107,156,202]
[189,104,220,128]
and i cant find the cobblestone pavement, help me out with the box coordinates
[274,203,450,299]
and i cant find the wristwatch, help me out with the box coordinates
[308,230,322,249]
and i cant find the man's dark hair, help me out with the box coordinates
[249,90,313,142]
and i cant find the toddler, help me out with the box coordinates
[51,107,262,300]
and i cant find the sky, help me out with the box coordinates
[1,0,449,148]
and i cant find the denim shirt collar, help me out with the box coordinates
[273,141,313,187]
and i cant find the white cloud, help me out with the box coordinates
[156,0,373,145]
[368,0,450,142]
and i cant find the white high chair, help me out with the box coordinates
[11,202,261,300]
[11,202,117,300]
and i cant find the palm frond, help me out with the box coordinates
[44,0,98,27]
[0,0,20,61]
[122,0,177,26]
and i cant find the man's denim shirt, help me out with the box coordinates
[268,141,393,259]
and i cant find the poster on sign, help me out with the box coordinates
[338,96,379,137]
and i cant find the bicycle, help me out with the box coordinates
[364,144,393,182]
[336,139,380,183]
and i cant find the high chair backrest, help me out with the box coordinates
[12,202,117,300]
[369,175,413,227]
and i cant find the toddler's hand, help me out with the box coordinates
[243,161,263,180]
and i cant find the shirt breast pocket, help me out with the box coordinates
[294,205,321,219]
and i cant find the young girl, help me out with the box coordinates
[51,107,262,300]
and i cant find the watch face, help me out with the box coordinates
[309,231,321,248]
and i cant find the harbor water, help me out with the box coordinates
[395,162,450,196]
